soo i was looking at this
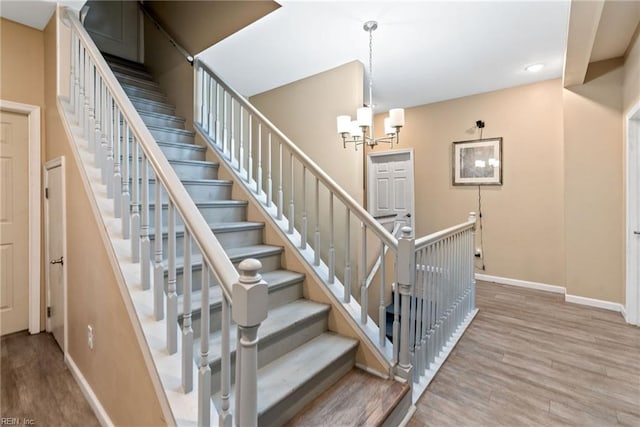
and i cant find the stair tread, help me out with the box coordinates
[103,53,147,71]
[150,221,264,237]
[167,158,218,167]
[122,82,166,98]
[148,124,196,137]
[143,177,231,186]
[178,269,305,311]
[170,245,284,272]
[156,140,205,151]
[148,200,247,208]
[215,333,358,416]
[138,110,186,123]
[129,95,175,109]
[204,299,330,365]
[283,368,410,427]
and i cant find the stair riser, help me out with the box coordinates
[166,251,283,295]
[122,144,205,164]
[114,73,159,91]
[147,181,232,203]
[172,162,219,180]
[182,279,304,340]
[131,99,175,116]
[150,227,264,258]
[209,313,329,395]
[107,62,152,80]
[123,85,167,103]
[148,204,246,228]
[150,128,195,145]
[259,348,357,426]
[141,114,185,129]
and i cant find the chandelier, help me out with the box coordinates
[337,21,405,150]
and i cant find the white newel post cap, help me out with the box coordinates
[232,259,268,327]
[468,212,477,226]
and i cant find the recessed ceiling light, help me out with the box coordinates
[525,63,544,73]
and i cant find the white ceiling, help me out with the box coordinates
[199,0,571,111]
[0,0,85,30]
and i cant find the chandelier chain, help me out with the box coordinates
[368,26,374,108]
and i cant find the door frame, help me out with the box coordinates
[366,148,416,232]
[626,100,640,326]
[44,157,68,352]
[0,100,41,334]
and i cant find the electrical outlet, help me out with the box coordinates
[475,248,482,257]
[87,325,94,350]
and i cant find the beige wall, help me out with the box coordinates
[1,18,47,326]
[563,59,624,303]
[41,12,165,425]
[375,79,566,287]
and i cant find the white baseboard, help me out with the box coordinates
[65,354,114,427]
[476,273,626,314]
[475,273,565,294]
[564,294,625,313]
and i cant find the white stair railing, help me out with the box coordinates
[60,8,264,426]
[194,59,479,390]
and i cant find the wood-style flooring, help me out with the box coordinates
[286,368,409,426]
[409,281,640,427]
[1,331,99,427]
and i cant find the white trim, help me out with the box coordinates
[625,101,640,325]
[44,157,68,354]
[66,354,115,427]
[475,273,565,294]
[0,100,41,334]
[565,294,625,313]
[367,148,416,231]
[397,405,416,427]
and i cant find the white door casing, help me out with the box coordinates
[45,158,67,351]
[84,0,142,63]
[0,111,29,335]
[626,102,640,326]
[367,149,415,233]
[0,102,41,335]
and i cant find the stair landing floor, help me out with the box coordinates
[284,368,410,427]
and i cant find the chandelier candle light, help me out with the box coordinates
[337,21,405,150]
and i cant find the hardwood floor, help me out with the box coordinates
[285,368,410,426]
[1,331,99,427]
[409,281,640,427]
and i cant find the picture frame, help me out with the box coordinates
[452,137,503,186]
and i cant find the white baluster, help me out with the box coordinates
[328,192,335,284]
[166,201,177,354]
[343,209,351,303]
[101,79,112,195]
[246,115,252,183]
[360,224,367,324]
[222,91,228,155]
[256,123,262,194]
[414,249,423,380]
[198,264,211,427]
[379,242,386,347]
[233,259,268,427]
[288,152,294,234]
[131,135,140,262]
[220,296,231,426]
[277,142,283,219]
[153,177,165,321]
[141,155,150,290]
[112,95,122,218]
[313,178,320,266]
[195,67,203,128]
[266,133,272,207]
[121,116,131,239]
[229,98,235,162]
[212,79,218,143]
[69,31,76,110]
[301,167,307,250]
[239,107,244,173]
[182,230,193,392]
[87,58,95,154]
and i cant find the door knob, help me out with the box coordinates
[50,257,64,265]
[634,231,640,235]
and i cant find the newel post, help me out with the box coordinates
[233,259,268,427]
[396,226,415,381]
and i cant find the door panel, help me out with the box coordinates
[84,0,141,62]
[47,165,65,349]
[368,151,414,232]
[0,111,29,335]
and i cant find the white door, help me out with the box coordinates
[45,160,66,349]
[84,0,142,62]
[367,149,415,233]
[627,106,640,326]
[0,111,29,335]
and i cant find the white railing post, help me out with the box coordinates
[468,212,477,312]
[131,135,141,262]
[153,177,164,321]
[198,265,211,427]
[379,242,386,347]
[232,259,268,427]
[396,226,414,381]
[167,201,177,354]
[140,154,150,290]
[182,230,193,393]
[121,117,131,239]
[360,223,367,324]
[344,209,351,303]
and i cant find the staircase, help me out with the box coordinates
[104,54,367,425]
